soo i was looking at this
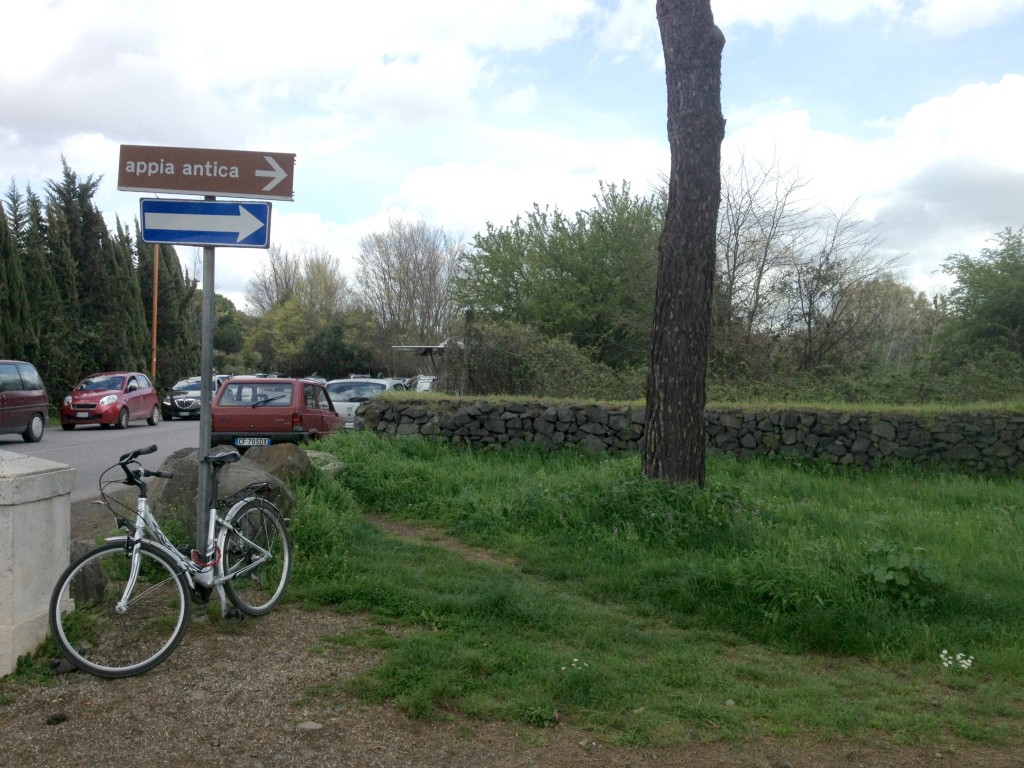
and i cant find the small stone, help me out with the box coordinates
[725,699,735,707]
[46,712,68,726]
[51,659,77,675]
[296,721,323,731]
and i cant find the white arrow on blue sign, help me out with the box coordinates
[140,198,272,248]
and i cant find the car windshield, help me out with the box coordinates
[172,379,201,392]
[326,382,386,401]
[219,381,294,407]
[78,375,124,391]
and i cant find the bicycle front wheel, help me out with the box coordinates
[49,541,191,678]
[220,498,292,616]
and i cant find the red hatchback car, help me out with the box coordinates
[211,376,341,448]
[60,371,161,430]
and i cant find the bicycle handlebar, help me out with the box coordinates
[108,445,173,490]
[117,444,158,463]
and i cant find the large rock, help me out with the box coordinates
[147,446,301,538]
[242,443,312,484]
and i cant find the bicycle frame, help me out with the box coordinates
[111,489,274,620]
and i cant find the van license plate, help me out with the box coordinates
[235,437,271,446]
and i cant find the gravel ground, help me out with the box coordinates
[1,503,1020,768]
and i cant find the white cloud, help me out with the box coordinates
[722,74,1024,292]
[910,0,1024,35]
[711,0,1024,32]
[711,0,902,29]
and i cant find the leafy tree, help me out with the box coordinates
[213,293,245,356]
[942,227,1024,358]
[260,296,311,375]
[457,181,661,369]
[244,245,354,375]
[295,247,353,316]
[450,317,644,400]
[302,315,373,379]
[644,0,726,486]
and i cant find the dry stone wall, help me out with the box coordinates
[357,400,1024,473]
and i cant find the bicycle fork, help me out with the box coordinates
[115,537,146,615]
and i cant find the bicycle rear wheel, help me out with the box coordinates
[49,541,191,678]
[220,498,292,616]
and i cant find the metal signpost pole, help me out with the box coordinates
[197,229,216,559]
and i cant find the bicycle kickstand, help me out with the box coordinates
[214,583,245,624]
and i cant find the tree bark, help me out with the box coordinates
[643,0,726,485]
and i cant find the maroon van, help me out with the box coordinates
[0,360,49,443]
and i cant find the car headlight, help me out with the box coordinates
[99,395,118,406]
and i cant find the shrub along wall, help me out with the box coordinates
[358,400,1024,473]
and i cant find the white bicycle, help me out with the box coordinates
[49,445,292,678]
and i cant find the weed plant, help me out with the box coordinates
[283,431,1024,745]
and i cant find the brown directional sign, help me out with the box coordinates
[117,144,295,201]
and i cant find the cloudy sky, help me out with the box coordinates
[3,0,1022,309]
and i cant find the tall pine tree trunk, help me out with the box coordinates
[643,0,725,485]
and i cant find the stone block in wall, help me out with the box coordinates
[984,441,1015,458]
[580,434,609,452]
[779,412,800,428]
[719,413,743,429]
[608,414,630,431]
[535,418,555,437]
[871,421,897,441]
[850,436,872,454]
[945,442,982,461]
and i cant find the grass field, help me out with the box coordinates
[282,431,1024,747]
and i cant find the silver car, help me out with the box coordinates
[325,377,408,428]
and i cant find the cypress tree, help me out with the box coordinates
[23,191,80,398]
[135,230,200,385]
[0,205,33,359]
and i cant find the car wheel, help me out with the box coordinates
[116,407,130,430]
[148,405,160,426]
[162,411,173,421]
[21,413,45,442]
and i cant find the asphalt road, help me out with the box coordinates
[0,417,200,503]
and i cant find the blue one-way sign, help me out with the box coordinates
[140,198,272,248]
